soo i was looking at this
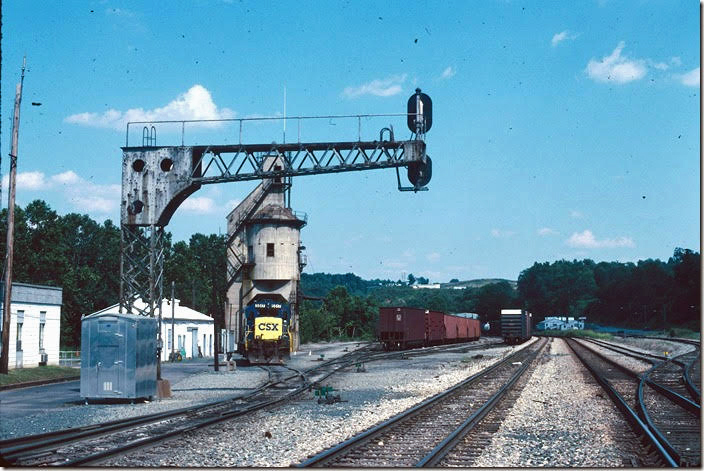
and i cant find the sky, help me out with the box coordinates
[1,1,700,283]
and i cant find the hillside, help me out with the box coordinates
[440,279,517,290]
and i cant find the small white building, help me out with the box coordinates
[90,298,215,361]
[0,282,62,369]
[536,316,586,331]
[411,283,441,289]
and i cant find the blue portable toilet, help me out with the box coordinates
[80,311,157,400]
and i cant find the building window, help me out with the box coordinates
[39,311,46,351]
[266,243,275,257]
[168,328,172,350]
[209,334,212,356]
[16,325,23,352]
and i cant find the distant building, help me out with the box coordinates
[0,282,63,369]
[411,283,441,289]
[536,316,586,331]
[87,298,214,360]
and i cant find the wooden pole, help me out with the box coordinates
[1,58,26,374]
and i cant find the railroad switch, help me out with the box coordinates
[316,354,325,361]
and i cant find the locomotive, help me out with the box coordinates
[238,295,292,364]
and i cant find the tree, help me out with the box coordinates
[407,273,416,286]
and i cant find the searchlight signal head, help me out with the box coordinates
[407,88,432,135]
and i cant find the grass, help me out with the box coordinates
[662,327,701,340]
[0,365,79,387]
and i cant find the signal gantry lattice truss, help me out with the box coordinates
[119,89,433,318]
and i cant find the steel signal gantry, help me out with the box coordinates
[119,89,433,317]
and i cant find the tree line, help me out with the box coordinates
[300,252,700,338]
[0,200,226,348]
[0,200,698,347]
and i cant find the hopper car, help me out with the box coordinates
[378,307,481,350]
[500,309,532,344]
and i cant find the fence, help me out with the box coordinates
[59,350,81,367]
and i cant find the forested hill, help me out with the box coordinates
[300,273,517,298]
[0,200,699,347]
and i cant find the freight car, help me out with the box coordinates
[500,309,532,344]
[238,295,292,364]
[378,307,481,350]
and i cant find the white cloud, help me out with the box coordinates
[74,196,117,213]
[65,84,235,131]
[0,169,122,217]
[648,60,669,71]
[440,66,456,79]
[551,30,578,47]
[67,181,121,214]
[342,74,407,99]
[180,196,217,214]
[491,229,515,238]
[224,199,242,213]
[678,67,700,87]
[106,7,137,18]
[566,230,634,248]
[51,170,81,185]
[426,252,441,262]
[538,227,558,236]
[570,210,583,219]
[2,171,47,190]
[586,41,647,84]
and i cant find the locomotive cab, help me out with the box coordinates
[241,295,292,364]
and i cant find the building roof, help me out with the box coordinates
[8,282,63,305]
[85,298,213,322]
[248,204,305,227]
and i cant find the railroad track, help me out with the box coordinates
[1,339,499,466]
[297,337,547,467]
[2,364,307,466]
[566,338,700,467]
[584,337,701,405]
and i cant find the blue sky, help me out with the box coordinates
[1,1,699,282]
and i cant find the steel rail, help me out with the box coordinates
[296,339,543,467]
[4,341,492,465]
[415,340,547,467]
[0,366,304,463]
[582,338,700,415]
[72,342,497,466]
[65,366,309,467]
[637,365,684,464]
[565,339,678,467]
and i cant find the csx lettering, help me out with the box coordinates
[257,323,279,331]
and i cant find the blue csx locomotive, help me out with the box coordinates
[239,296,292,364]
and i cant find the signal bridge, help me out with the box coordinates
[119,89,433,318]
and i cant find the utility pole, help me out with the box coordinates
[1,57,26,375]
[171,281,175,361]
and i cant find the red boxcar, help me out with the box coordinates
[379,308,481,350]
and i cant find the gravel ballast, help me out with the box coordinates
[3,335,695,467]
[472,338,638,467]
